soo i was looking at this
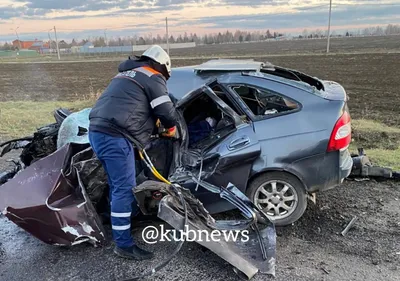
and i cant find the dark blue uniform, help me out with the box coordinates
[88,58,178,248]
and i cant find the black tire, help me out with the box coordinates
[246,171,307,226]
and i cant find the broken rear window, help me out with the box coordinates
[230,85,300,117]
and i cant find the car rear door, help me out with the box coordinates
[176,82,261,213]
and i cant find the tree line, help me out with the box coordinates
[1,24,400,50]
[76,30,285,47]
[300,24,400,39]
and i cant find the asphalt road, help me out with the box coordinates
[1,150,399,281]
[1,183,399,281]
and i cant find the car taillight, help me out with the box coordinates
[327,111,351,152]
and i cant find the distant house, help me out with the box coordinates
[79,42,95,52]
[71,46,80,54]
[12,40,35,49]
[83,42,94,48]
[12,39,49,51]
[58,40,69,49]
[29,40,50,52]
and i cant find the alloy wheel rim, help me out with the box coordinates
[254,180,298,220]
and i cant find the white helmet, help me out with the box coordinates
[141,45,171,75]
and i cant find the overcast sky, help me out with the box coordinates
[1,0,400,41]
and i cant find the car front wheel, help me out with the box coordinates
[247,172,307,226]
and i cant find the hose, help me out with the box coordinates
[122,149,187,281]
[114,128,189,280]
[139,150,171,185]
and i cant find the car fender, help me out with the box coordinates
[249,165,309,192]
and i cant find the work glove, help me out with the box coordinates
[161,126,177,138]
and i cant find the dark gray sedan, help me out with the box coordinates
[0,59,353,228]
[164,59,353,226]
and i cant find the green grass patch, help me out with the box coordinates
[0,100,94,139]
[1,102,399,170]
[350,119,400,170]
[352,119,400,134]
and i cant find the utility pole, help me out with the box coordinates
[48,29,53,52]
[15,27,21,49]
[327,0,332,53]
[11,27,21,49]
[104,29,108,47]
[166,17,170,55]
[54,26,61,60]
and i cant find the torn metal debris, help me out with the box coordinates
[0,105,277,279]
[0,143,106,246]
[341,216,358,236]
[135,180,276,279]
[0,140,276,278]
[349,148,400,180]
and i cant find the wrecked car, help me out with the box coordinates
[0,58,357,278]
[1,59,354,227]
[165,59,354,226]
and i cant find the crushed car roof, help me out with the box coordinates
[193,59,274,72]
[167,59,317,99]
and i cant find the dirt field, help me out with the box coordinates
[1,37,400,281]
[1,52,400,127]
[166,35,400,57]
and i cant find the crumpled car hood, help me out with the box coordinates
[0,143,107,246]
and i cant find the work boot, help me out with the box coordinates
[113,245,154,260]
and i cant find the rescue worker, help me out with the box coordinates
[88,45,178,260]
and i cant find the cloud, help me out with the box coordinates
[189,3,400,29]
[217,0,288,7]
[13,0,133,11]
[155,0,200,5]
[0,5,47,19]
[0,6,21,19]
[1,0,400,37]
[10,0,195,13]
[40,4,184,20]
[1,0,188,20]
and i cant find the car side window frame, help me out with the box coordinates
[217,83,256,122]
[226,83,303,122]
[208,81,251,119]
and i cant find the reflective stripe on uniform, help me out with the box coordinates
[112,224,131,231]
[135,66,160,77]
[150,95,171,109]
[111,212,131,218]
[142,66,160,75]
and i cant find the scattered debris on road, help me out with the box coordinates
[341,216,358,236]
[321,267,330,275]
[349,148,400,181]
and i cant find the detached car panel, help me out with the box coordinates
[0,143,107,246]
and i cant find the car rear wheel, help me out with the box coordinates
[247,172,307,226]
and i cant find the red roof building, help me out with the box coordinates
[12,39,49,50]
[12,40,34,49]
